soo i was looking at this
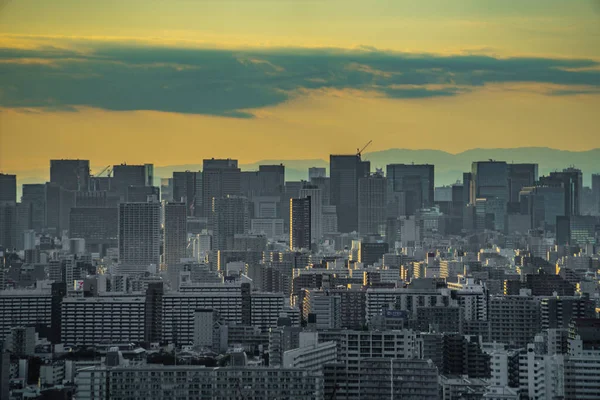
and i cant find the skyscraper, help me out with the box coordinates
[508,163,538,205]
[0,202,17,250]
[212,195,249,251]
[50,159,90,191]
[202,159,241,218]
[593,174,600,215]
[172,171,202,216]
[470,161,509,204]
[112,163,154,200]
[299,185,322,242]
[118,199,161,271]
[69,207,118,255]
[258,165,285,196]
[386,164,434,217]
[21,184,46,232]
[290,197,311,250]
[330,154,370,232]
[358,171,387,236]
[308,167,326,181]
[163,202,187,268]
[0,174,16,204]
[45,182,76,235]
[539,168,583,216]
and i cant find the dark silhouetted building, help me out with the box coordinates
[50,159,90,191]
[290,197,311,250]
[213,195,249,251]
[172,171,202,216]
[0,174,16,203]
[387,164,434,217]
[69,207,118,255]
[358,171,387,236]
[330,154,370,232]
[163,202,187,268]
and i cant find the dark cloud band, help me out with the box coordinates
[0,42,599,116]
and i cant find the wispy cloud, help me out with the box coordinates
[0,37,599,117]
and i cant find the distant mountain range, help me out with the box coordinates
[9,148,600,196]
[244,147,600,185]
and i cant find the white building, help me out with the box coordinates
[283,332,337,372]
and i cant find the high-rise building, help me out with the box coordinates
[21,184,46,232]
[358,171,387,236]
[290,197,311,250]
[45,182,76,235]
[202,159,241,218]
[0,202,17,250]
[591,174,600,215]
[300,185,322,242]
[330,154,370,232]
[0,174,16,204]
[50,159,90,191]
[259,164,285,196]
[539,168,583,216]
[471,161,509,205]
[69,207,118,255]
[508,163,538,205]
[118,199,161,271]
[112,163,154,200]
[163,202,187,268]
[386,164,434,217]
[126,185,160,203]
[172,171,202,216]
[212,195,249,251]
[520,184,566,230]
[308,167,326,181]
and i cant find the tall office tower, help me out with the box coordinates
[520,184,565,230]
[0,202,17,250]
[15,202,31,250]
[470,161,509,204]
[310,176,330,206]
[308,167,326,181]
[163,202,187,268]
[593,174,600,215]
[172,171,202,216]
[45,182,76,235]
[290,197,311,250]
[259,165,285,195]
[0,174,16,203]
[50,159,90,191]
[539,168,583,216]
[112,163,154,200]
[470,161,509,231]
[358,171,387,236]
[70,207,118,255]
[202,159,241,218]
[213,196,249,251]
[160,178,173,202]
[386,164,434,217]
[21,184,46,232]
[126,185,160,203]
[508,163,538,206]
[330,154,370,232]
[300,185,323,242]
[462,172,472,206]
[118,199,161,271]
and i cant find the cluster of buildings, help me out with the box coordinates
[0,154,599,399]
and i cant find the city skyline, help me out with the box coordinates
[1,1,600,173]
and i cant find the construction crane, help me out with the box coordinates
[356,140,372,157]
[91,165,111,177]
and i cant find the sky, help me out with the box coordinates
[1,0,600,176]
